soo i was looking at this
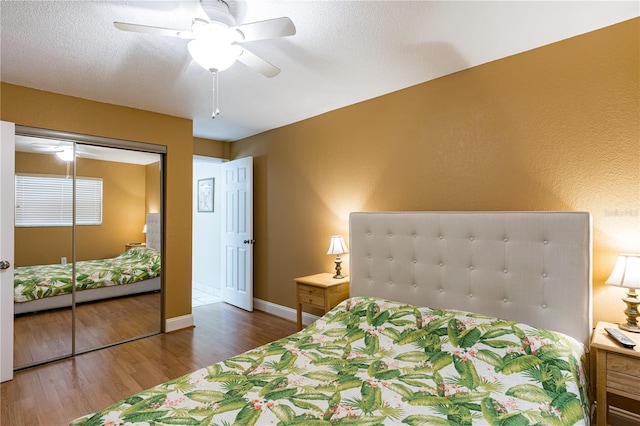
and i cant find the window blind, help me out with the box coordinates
[15,174,103,227]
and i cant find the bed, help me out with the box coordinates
[14,213,161,315]
[71,211,593,426]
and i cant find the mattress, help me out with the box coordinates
[14,247,161,303]
[71,297,590,425]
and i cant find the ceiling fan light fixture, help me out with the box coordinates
[200,0,236,28]
[56,148,74,162]
[187,37,242,72]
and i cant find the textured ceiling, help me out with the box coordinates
[1,1,638,142]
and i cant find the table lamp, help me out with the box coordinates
[606,253,640,332]
[327,235,348,279]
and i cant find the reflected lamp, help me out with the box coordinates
[327,235,348,279]
[606,254,640,333]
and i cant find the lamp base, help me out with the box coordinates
[620,288,640,333]
[333,257,343,279]
[619,322,640,333]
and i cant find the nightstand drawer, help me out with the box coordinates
[298,284,325,307]
[607,352,640,376]
[608,370,640,396]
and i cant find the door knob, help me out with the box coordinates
[0,260,10,270]
[243,239,256,244]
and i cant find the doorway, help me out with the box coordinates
[191,155,254,311]
[192,156,223,307]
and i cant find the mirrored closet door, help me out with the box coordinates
[13,139,74,367]
[13,130,165,370]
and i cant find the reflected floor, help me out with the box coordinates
[14,292,161,369]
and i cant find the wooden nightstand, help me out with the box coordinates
[294,273,349,330]
[125,242,146,250]
[591,321,640,426]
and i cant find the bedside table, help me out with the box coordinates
[125,242,146,250]
[294,273,349,330]
[591,321,640,426]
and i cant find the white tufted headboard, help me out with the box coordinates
[145,213,161,251]
[349,212,592,346]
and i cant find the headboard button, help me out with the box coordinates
[504,238,509,242]
[470,237,474,241]
[542,273,547,278]
[542,304,547,309]
[543,240,548,245]
[439,235,444,239]
[503,269,508,274]
[439,262,444,267]
[469,293,473,298]
[503,298,508,303]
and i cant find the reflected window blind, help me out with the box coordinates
[15,174,103,227]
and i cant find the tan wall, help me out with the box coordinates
[232,19,640,327]
[146,161,161,214]
[194,137,230,159]
[1,83,193,320]
[15,152,148,265]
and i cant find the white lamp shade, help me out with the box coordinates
[327,235,348,255]
[142,224,147,234]
[606,254,640,289]
[187,22,243,72]
[188,39,241,71]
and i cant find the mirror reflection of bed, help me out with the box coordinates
[13,140,163,369]
[13,215,161,366]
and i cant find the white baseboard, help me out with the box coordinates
[165,314,194,332]
[165,298,312,334]
[253,298,319,326]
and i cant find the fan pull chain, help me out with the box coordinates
[211,69,220,119]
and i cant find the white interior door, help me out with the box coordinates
[221,157,253,311]
[0,121,15,382]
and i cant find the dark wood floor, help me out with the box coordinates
[1,302,298,426]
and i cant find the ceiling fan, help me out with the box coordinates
[30,142,95,162]
[114,0,296,118]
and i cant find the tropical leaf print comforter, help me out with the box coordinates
[14,247,161,303]
[71,297,590,426]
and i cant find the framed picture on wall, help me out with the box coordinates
[197,177,214,213]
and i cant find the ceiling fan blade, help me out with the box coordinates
[236,49,281,78]
[233,17,296,42]
[30,143,64,152]
[114,22,195,40]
